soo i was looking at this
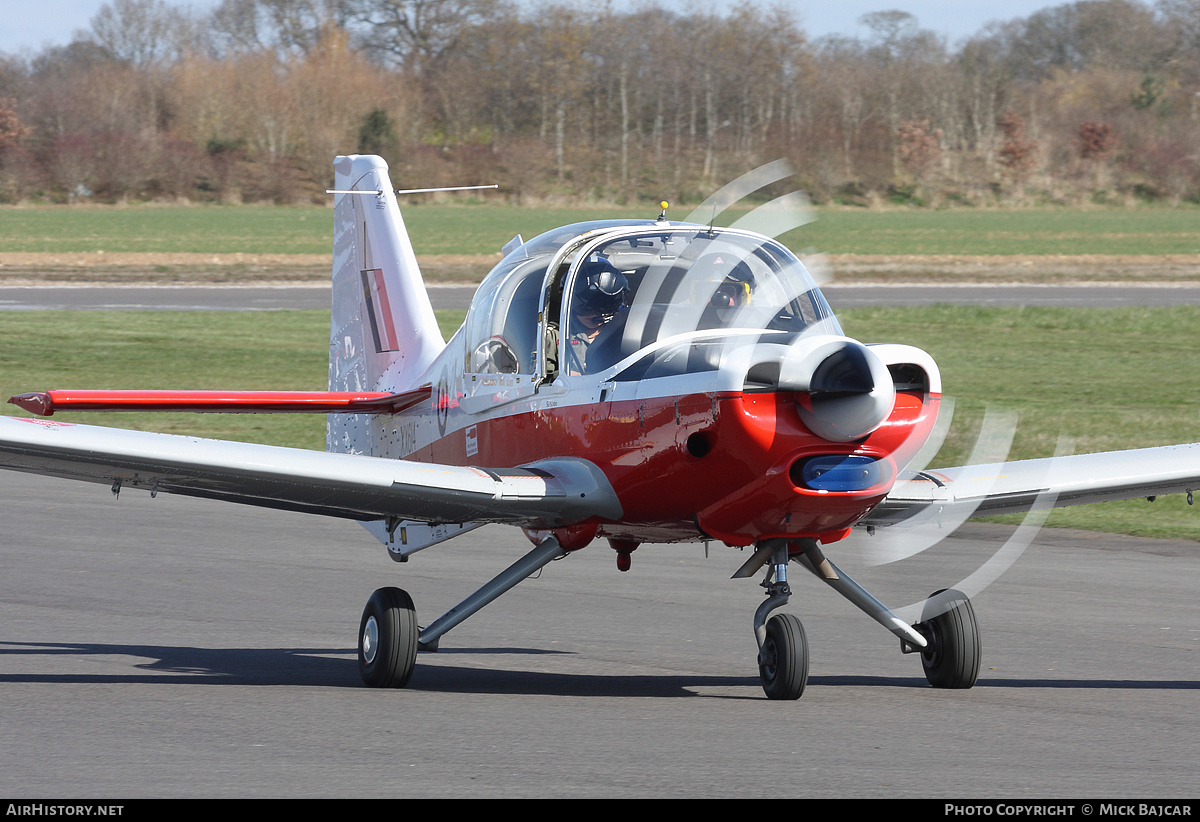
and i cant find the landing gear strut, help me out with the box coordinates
[357,536,568,688]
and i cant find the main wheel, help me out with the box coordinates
[758,613,809,700]
[917,588,981,689]
[359,587,419,688]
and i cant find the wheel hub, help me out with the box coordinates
[362,615,379,664]
[918,620,944,667]
[759,638,779,681]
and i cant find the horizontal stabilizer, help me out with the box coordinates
[0,416,621,527]
[9,388,431,416]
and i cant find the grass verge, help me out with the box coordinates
[3,203,1199,256]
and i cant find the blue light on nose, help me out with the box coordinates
[799,455,881,491]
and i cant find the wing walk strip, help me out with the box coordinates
[0,416,620,527]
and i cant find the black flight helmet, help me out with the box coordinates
[575,257,629,322]
[695,252,754,310]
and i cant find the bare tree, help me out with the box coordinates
[858,9,920,61]
[1007,0,1168,80]
[3,0,1197,204]
[858,11,947,177]
[956,32,1010,167]
[208,0,267,54]
[86,0,194,66]
[208,0,352,58]
[346,0,501,75]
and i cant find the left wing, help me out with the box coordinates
[0,416,621,527]
[863,443,1200,527]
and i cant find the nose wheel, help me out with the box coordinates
[359,586,418,688]
[758,612,809,700]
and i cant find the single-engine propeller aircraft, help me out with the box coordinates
[2,154,1198,699]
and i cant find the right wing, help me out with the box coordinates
[863,442,1200,527]
[0,416,621,528]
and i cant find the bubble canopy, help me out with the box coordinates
[463,221,840,382]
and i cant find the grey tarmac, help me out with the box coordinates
[0,471,1196,797]
[1,279,1197,797]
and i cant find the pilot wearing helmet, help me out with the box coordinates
[547,256,629,376]
[695,252,754,328]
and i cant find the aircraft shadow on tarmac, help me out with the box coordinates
[2,641,1196,696]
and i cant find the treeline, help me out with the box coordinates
[1,0,1199,206]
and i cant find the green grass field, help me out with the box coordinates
[839,305,1200,541]
[3,203,1199,256]
[2,306,1197,540]
[0,309,460,448]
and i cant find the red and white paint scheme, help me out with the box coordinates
[3,154,1199,699]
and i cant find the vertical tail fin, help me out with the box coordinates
[328,154,445,455]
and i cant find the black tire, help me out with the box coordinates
[758,613,809,700]
[917,588,981,689]
[358,587,418,688]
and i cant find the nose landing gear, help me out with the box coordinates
[746,539,810,700]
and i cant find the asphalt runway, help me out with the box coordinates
[1,471,1196,797]
[2,279,1198,796]
[4,283,1200,311]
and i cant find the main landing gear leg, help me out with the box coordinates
[358,536,567,688]
[791,541,981,690]
[417,535,567,652]
[791,539,928,649]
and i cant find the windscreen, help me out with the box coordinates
[561,228,839,378]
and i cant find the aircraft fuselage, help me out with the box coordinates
[392,384,938,546]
